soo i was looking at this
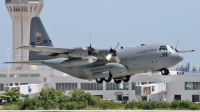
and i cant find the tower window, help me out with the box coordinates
[10,6,12,12]
[34,6,37,12]
[30,6,33,12]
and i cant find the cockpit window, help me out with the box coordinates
[166,45,175,53]
[159,46,168,51]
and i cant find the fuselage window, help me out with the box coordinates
[159,46,167,51]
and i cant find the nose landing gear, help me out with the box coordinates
[160,68,169,75]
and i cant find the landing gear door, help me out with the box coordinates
[78,66,85,78]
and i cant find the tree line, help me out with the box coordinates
[0,88,200,110]
[176,62,200,72]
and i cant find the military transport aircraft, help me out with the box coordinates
[5,17,195,84]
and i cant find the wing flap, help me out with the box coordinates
[4,61,44,65]
[17,46,73,53]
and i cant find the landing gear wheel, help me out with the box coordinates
[96,78,103,83]
[160,68,169,75]
[114,79,122,84]
[123,75,130,82]
[104,76,112,82]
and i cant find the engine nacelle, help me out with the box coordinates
[59,56,97,67]
[84,63,128,79]
[68,47,88,58]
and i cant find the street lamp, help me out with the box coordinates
[5,48,10,77]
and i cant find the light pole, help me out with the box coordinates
[197,64,199,73]
[5,48,10,77]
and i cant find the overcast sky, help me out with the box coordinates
[0,0,200,70]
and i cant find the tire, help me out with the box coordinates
[160,68,169,75]
[123,75,130,82]
[96,78,103,83]
[104,77,112,82]
[114,79,122,84]
[165,69,169,75]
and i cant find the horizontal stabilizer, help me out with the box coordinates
[17,46,73,53]
[177,50,195,53]
[4,61,44,65]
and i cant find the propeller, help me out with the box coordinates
[82,35,99,63]
[175,40,179,52]
[106,42,121,63]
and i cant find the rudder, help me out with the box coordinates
[29,17,54,60]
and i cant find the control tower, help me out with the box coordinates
[5,0,44,70]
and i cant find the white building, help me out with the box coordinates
[0,69,199,102]
[5,0,43,70]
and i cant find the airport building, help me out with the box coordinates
[0,69,199,102]
[2,0,200,103]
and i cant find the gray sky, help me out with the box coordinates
[0,0,200,70]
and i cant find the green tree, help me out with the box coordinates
[0,88,21,103]
[39,87,66,109]
[69,88,100,106]
[20,97,42,110]
[185,63,190,71]
[192,67,197,72]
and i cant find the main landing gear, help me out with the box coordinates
[96,75,131,84]
[96,78,104,83]
[160,68,169,75]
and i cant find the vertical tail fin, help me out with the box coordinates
[29,17,54,60]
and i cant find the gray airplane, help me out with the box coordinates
[5,17,195,84]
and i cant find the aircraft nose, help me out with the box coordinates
[171,53,183,64]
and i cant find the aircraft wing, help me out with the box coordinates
[17,46,75,58]
[177,50,195,53]
[18,46,73,53]
[17,46,109,60]
[4,60,45,65]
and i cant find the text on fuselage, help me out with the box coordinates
[137,49,157,54]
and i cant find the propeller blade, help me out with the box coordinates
[175,40,179,49]
[106,40,111,48]
[90,35,92,45]
[82,46,88,50]
[94,49,100,53]
[114,42,120,50]
[114,56,121,63]
[88,56,93,63]
[106,54,112,61]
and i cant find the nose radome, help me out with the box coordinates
[178,54,183,62]
[171,53,183,64]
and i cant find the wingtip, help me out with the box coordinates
[3,62,9,64]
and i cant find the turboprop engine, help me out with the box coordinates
[59,56,97,67]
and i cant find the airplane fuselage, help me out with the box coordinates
[45,44,183,80]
